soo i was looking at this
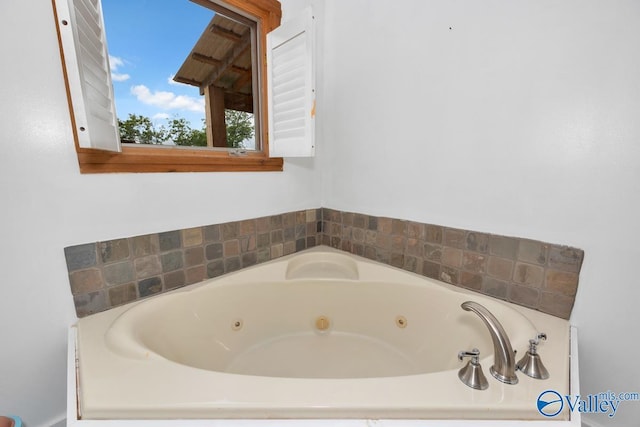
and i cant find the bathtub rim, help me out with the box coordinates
[67,325,580,426]
[69,245,580,425]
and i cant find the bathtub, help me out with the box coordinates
[70,246,579,425]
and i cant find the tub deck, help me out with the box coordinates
[71,246,577,423]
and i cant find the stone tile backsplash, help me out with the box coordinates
[65,209,322,317]
[319,208,583,319]
[64,208,583,319]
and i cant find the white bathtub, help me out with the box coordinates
[70,246,578,425]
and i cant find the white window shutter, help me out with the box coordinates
[55,0,121,152]
[267,7,315,158]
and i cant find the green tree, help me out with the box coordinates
[165,117,206,147]
[225,110,254,148]
[118,114,165,144]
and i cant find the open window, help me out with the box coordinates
[53,0,315,173]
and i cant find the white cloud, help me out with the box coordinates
[112,73,131,82]
[131,84,205,113]
[109,55,124,71]
[167,74,180,86]
[109,55,130,82]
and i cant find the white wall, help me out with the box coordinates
[0,1,320,425]
[320,0,640,425]
[3,0,639,425]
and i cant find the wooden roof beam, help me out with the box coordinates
[200,30,252,90]
[209,24,243,42]
[172,76,201,87]
[192,53,251,75]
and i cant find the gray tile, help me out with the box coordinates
[548,246,583,272]
[205,243,223,260]
[225,257,241,273]
[518,240,548,265]
[74,290,107,317]
[489,235,519,259]
[257,233,270,249]
[134,255,162,279]
[269,215,283,229]
[509,285,540,308]
[487,256,513,281]
[513,262,544,287]
[207,259,225,278]
[159,231,181,251]
[423,244,442,262]
[242,251,258,268]
[483,278,508,300]
[103,261,134,286]
[161,250,183,272]
[138,277,162,297]
[64,243,97,271]
[204,224,221,242]
[368,216,378,231]
[99,239,130,264]
[271,229,284,244]
[465,232,489,253]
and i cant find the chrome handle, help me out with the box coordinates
[529,332,547,350]
[458,348,481,364]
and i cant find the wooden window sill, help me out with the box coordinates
[76,146,283,173]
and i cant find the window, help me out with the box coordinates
[53,0,315,173]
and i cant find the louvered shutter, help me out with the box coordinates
[55,0,121,152]
[267,8,315,158]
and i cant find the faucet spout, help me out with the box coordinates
[461,301,518,384]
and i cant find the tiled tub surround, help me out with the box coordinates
[65,209,322,317]
[65,208,583,319]
[320,209,583,319]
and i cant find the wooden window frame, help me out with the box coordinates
[54,0,283,173]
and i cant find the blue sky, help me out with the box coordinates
[102,1,214,129]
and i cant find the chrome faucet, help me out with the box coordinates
[461,301,518,384]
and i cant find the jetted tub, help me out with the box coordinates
[72,246,576,423]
